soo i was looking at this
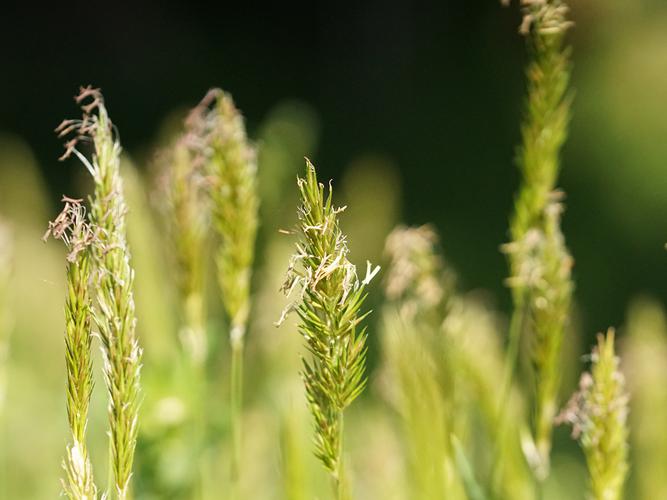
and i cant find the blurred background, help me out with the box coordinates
[0,0,666,498]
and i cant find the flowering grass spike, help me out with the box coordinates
[502,0,574,478]
[557,329,629,500]
[44,198,98,500]
[57,86,142,500]
[279,160,379,497]
[186,89,259,491]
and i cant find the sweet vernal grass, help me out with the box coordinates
[278,161,379,499]
[154,106,212,498]
[44,199,98,500]
[501,0,574,479]
[57,87,142,500]
[557,330,629,500]
[186,89,259,492]
[382,226,532,500]
[157,137,209,365]
[382,225,462,499]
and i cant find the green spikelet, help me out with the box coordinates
[44,198,98,499]
[157,133,209,364]
[557,329,629,500]
[187,89,259,344]
[502,0,574,478]
[278,160,379,495]
[186,89,259,491]
[57,86,142,499]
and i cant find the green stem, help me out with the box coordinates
[183,292,207,499]
[334,412,346,500]
[491,296,528,492]
[499,296,528,415]
[230,333,244,498]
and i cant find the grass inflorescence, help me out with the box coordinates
[557,329,629,500]
[501,0,574,480]
[44,198,98,500]
[57,86,142,500]
[278,160,379,497]
[187,89,259,492]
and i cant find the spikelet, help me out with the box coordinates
[156,132,209,364]
[187,88,259,346]
[186,89,259,491]
[557,329,629,500]
[44,198,98,499]
[57,86,142,499]
[502,0,574,477]
[278,160,379,490]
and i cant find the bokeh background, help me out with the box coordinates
[1,0,666,498]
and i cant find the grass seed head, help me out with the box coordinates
[557,329,629,500]
[59,86,142,499]
[279,160,379,479]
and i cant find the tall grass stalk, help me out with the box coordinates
[0,218,11,499]
[187,89,258,492]
[382,225,532,499]
[623,299,667,499]
[382,225,462,499]
[557,329,629,500]
[157,137,208,365]
[0,219,10,416]
[155,113,212,498]
[501,0,574,479]
[57,86,142,499]
[278,161,379,499]
[44,198,98,499]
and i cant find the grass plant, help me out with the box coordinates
[557,330,629,500]
[278,161,379,499]
[501,0,574,480]
[57,87,142,499]
[44,198,98,499]
[186,89,259,494]
[3,2,657,494]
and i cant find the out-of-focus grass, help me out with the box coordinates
[0,136,66,498]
